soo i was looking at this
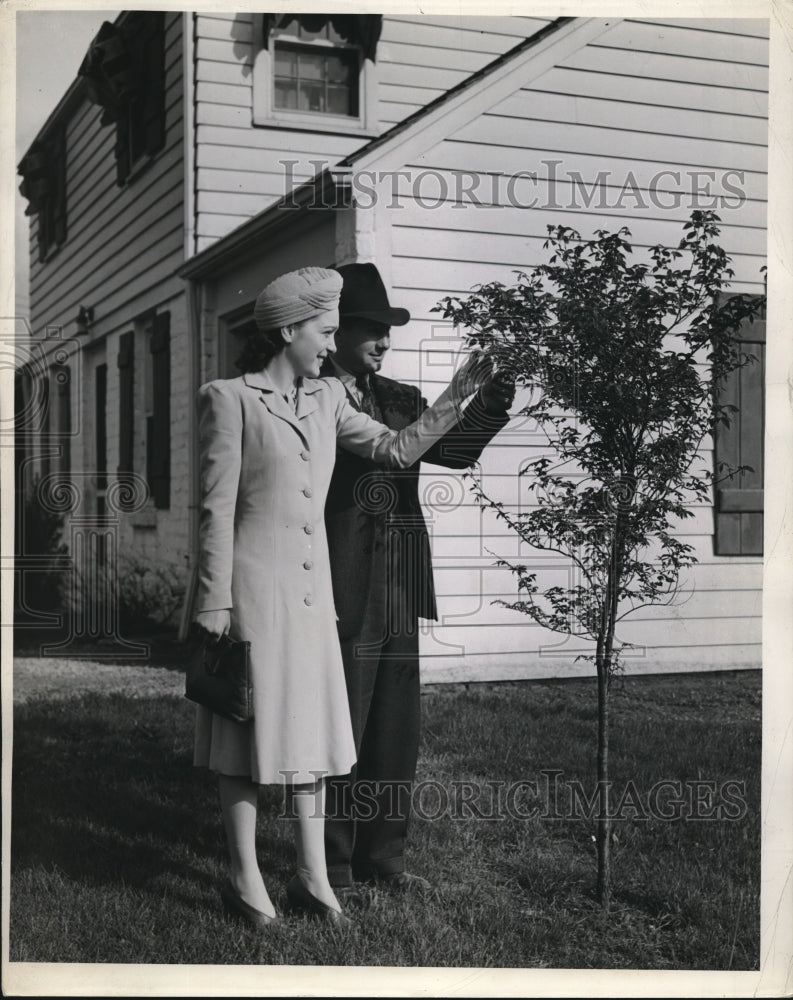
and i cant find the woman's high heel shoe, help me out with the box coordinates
[221,879,279,928]
[286,874,352,928]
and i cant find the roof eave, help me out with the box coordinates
[178,16,609,281]
[178,170,339,281]
[18,10,130,164]
[340,16,574,170]
[19,76,87,165]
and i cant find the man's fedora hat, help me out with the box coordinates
[335,263,410,327]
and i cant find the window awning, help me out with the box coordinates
[18,142,52,216]
[18,131,64,219]
[77,19,140,125]
[263,14,382,62]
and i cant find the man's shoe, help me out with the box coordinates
[373,871,432,894]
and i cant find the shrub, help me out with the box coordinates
[116,556,186,631]
[66,553,186,635]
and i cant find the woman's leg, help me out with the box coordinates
[290,778,341,912]
[218,773,275,917]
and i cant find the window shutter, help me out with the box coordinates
[40,375,51,479]
[95,363,108,492]
[147,312,170,509]
[52,128,68,248]
[14,367,33,503]
[117,331,134,475]
[56,364,71,475]
[115,116,131,185]
[714,297,765,556]
[143,13,166,158]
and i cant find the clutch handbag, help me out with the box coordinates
[185,626,253,723]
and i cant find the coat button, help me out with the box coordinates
[300,451,309,461]
[304,595,313,606]
[303,560,313,570]
[303,524,314,535]
[302,488,313,498]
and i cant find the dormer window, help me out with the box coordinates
[272,18,359,117]
[253,14,381,136]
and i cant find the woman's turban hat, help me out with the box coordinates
[253,267,343,331]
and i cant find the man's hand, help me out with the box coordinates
[480,370,516,412]
[193,608,231,639]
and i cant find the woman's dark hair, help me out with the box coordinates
[235,326,287,373]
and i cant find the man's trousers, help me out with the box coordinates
[324,617,420,887]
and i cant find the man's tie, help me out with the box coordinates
[355,373,378,419]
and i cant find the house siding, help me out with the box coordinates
[376,15,551,128]
[192,13,552,252]
[25,13,189,582]
[29,13,185,339]
[22,13,768,671]
[365,17,768,680]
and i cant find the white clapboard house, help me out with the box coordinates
[17,12,767,679]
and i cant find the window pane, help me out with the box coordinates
[274,49,296,78]
[297,51,324,81]
[326,52,352,84]
[274,79,298,110]
[298,81,325,113]
[326,85,351,116]
[273,40,359,118]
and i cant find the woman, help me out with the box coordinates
[192,267,485,929]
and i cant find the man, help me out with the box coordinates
[321,262,514,895]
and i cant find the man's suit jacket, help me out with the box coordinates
[321,365,510,639]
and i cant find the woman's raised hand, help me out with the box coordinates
[193,608,231,639]
[449,350,494,401]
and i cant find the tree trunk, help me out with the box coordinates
[595,655,611,911]
[595,512,623,912]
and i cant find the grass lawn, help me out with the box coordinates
[9,668,760,969]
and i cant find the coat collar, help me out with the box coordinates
[243,368,323,394]
[243,369,274,393]
[243,369,321,437]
